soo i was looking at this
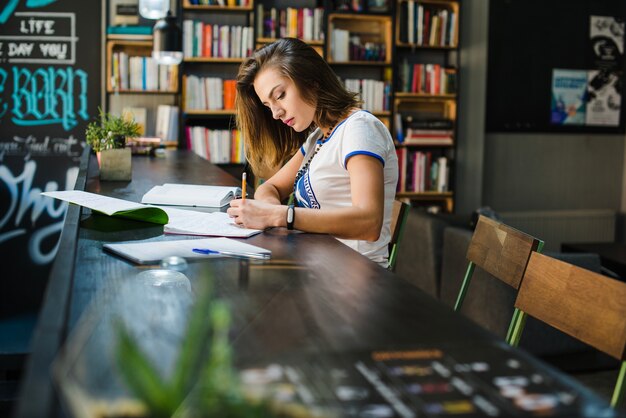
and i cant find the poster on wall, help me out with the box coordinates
[550,69,587,125]
[586,15,624,127]
[0,0,101,317]
[586,69,622,126]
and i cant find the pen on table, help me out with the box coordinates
[192,248,270,260]
[242,172,247,201]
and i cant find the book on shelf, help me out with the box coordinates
[41,190,262,238]
[141,183,242,208]
[155,105,179,142]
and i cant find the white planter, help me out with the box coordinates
[99,148,132,181]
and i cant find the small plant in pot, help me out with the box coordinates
[85,108,141,181]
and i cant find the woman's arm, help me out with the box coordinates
[253,148,304,204]
[287,155,384,240]
[229,154,385,241]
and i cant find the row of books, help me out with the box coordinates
[182,21,254,59]
[344,79,391,113]
[331,30,387,62]
[395,116,454,144]
[397,149,449,193]
[256,5,324,42]
[186,127,246,164]
[399,2,457,47]
[184,76,236,111]
[399,62,457,95]
[186,0,251,5]
[110,53,178,92]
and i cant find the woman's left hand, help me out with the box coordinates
[227,199,286,230]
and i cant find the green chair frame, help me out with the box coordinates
[387,200,410,272]
[453,215,544,344]
[509,252,626,408]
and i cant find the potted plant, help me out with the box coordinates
[85,108,141,181]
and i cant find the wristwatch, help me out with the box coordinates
[286,204,295,230]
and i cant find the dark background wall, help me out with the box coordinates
[456,0,625,221]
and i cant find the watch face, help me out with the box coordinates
[287,206,295,229]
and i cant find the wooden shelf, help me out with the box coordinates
[327,13,393,64]
[182,1,254,11]
[257,37,323,46]
[396,42,458,50]
[183,57,245,63]
[107,89,178,94]
[329,60,392,66]
[395,141,454,148]
[395,93,457,100]
[183,110,236,116]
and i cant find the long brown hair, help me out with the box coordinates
[236,38,360,178]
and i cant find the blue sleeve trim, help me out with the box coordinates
[344,151,385,169]
[300,145,305,156]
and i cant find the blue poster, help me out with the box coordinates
[550,69,588,125]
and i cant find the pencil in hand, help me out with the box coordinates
[242,172,247,201]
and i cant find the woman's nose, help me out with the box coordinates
[270,105,283,120]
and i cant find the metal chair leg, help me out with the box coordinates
[454,262,475,311]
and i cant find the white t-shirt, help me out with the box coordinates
[293,110,399,265]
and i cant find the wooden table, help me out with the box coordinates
[562,242,626,280]
[16,150,620,418]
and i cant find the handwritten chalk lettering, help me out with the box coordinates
[39,43,66,59]
[0,68,7,118]
[8,42,34,57]
[0,160,78,264]
[0,0,58,25]
[19,17,55,35]
[11,66,89,131]
[8,134,81,156]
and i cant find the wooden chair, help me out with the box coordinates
[510,252,626,408]
[387,200,410,271]
[453,215,544,343]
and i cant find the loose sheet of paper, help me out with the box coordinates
[104,237,271,264]
[162,207,262,238]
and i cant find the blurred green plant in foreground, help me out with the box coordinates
[115,279,274,418]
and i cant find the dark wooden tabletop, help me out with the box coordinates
[15,151,620,418]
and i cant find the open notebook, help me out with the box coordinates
[141,183,242,208]
[104,237,271,264]
[41,191,262,238]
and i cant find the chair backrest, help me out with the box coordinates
[466,215,543,289]
[388,200,410,271]
[513,252,626,407]
[516,252,626,361]
[454,215,543,311]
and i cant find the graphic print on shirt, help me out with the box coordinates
[294,169,320,209]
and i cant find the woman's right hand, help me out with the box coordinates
[227,198,287,230]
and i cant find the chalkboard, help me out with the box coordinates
[0,0,101,317]
[486,0,626,133]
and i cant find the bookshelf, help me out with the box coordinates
[393,0,460,213]
[103,0,461,211]
[104,30,180,149]
[179,1,252,167]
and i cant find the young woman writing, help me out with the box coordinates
[228,38,398,266]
